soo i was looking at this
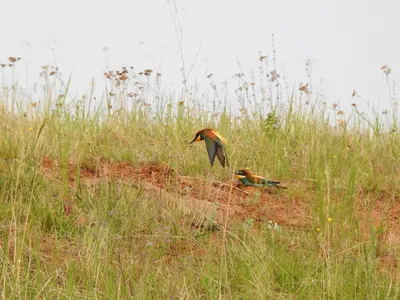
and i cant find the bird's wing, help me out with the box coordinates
[215,145,227,167]
[208,130,229,167]
[248,174,267,185]
[205,137,227,167]
[209,129,227,145]
[205,137,218,166]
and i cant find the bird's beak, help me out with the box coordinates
[234,172,245,179]
[235,174,246,179]
[189,135,200,145]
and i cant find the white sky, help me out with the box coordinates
[1,0,399,113]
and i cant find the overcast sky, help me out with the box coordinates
[1,0,399,114]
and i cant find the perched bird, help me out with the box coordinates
[235,168,286,189]
[189,128,229,167]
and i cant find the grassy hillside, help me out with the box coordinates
[0,60,400,299]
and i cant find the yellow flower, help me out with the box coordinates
[28,127,33,131]
[316,228,320,232]
[328,217,333,223]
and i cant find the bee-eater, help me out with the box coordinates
[234,168,286,189]
[189,128,229,167]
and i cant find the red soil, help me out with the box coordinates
[40,157,399,240]
[40,156,311,228]
[39,156,400,270]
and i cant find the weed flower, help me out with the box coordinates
[267,220,279,231]
[381,65,392,75]
[299,83,310,94]
[328,217,332,223]
[316,228,321,232]
[270,70,280,82]
[28,127,33,131]
[8,56,19,63]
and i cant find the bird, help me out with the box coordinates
[189,128,229,167]
[234,168,286,189]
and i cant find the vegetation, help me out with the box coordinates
[0,54,399,299]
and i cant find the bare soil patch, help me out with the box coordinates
[40,157,400,249]
[37,157,400,272]
[40,157,311,229]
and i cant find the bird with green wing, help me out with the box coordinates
[234,168,286,189]
[189,128,229,168]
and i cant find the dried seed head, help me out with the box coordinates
[259,55,267,61]
[270,70,280,82]
[299,83,310,94]
[381,65,392,75]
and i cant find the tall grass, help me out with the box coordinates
[0,55,399,299]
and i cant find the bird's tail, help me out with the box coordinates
[267,180,287,189]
